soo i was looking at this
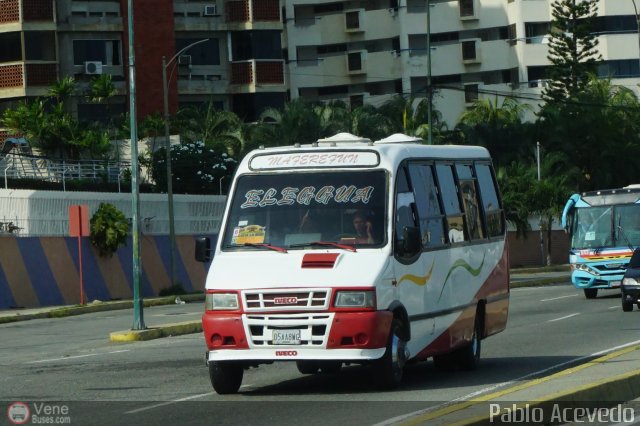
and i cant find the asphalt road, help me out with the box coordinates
[1,281,637,425]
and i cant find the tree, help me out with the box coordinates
[174,102,244,156]
[456,97,532,167]
[538,76,640,191]
[543,0,601,103]
[86,74,118,129]
[377,95,447,142]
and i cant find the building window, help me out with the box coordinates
[459,0,475,18]
[73,40,121,65]
[464,84,479,104]
[345,10,360,30]
[347,52,363,71]
[461,40,477,61]
[176,38,220,65]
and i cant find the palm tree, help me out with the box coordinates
[175,102,244,156]
[457,96,531,166]
[47,76,76,104]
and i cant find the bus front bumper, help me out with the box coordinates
[571,270,623,289]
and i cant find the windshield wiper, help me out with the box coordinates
[288,241,357,252]
[242,242,288,253]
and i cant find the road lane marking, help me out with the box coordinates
[609,305,621,309]
[376,340,640,426]
[26,349,129,364]
[124,392,213,414]
[547,313,580,322]
[540,294,579,302]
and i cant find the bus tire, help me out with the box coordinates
[296,360,320,374]
[209,361,243,394]
[373,318,407,389]
[622,299,634,312]
[584,288,598,299]
[456,314,482,371]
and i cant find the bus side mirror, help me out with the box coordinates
[195,237,212,262]
[402,226,422,257]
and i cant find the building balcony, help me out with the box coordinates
[0,62,57,97]
[225,0,280,23]
[288,8,398,46]
[289,51,400,89]
[229,59,285,93]
[0,0,54,23]
[61,1,122,31]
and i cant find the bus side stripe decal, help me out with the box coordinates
[437,253,485,302]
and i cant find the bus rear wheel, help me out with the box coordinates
[209,361,243,394]
[584,288,598,299]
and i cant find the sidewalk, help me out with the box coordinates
[402,344,640,425]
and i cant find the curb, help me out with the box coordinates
[0,294,204,325]
[109,320,203,342]
[510,275,571,288]
[401,345,640,426]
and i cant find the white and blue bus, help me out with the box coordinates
[196,133,510,394]
[561,185,640,299]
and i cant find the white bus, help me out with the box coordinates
[196,133,509,394]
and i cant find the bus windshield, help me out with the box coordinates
[221,170,387,250]
[571,205,640,249]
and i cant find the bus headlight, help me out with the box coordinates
[575,263,600,276]
[334,290,375,308]
[623,277,640,286]
[205,292,239,310]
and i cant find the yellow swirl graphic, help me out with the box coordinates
[397,261,435,286]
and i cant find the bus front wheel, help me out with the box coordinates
[584,288,598,299]
[373,318,407,389]
[209,361,243,394]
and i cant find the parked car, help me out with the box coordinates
[622,249,640,312]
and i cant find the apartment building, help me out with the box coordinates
[0,0,286,138]
[0,0,639,135]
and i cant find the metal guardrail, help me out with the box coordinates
[1,152,130,192]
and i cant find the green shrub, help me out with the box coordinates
[90,203,129,257]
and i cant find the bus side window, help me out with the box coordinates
[395,166,418,258]
[475,163,504,237]
[456,164,484,240]
[436,163,466,243]
[408,163,446,247]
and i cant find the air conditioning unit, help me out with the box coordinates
[203,4,217,16]
[84,61,103,75]
[178,55,192,65]
[529,79,549,89]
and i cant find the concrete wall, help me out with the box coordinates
[0,234,214,309]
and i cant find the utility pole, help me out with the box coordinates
[127,0,144,329]
[632,0,640,75]
[426,0,433,145]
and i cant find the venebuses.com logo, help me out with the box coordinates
[7,402,30,425]
[6,401,71,424]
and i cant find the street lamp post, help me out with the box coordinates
[162,39,209,287]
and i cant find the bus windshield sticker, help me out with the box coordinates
[585,231,595,241]
[231,225,266,245]
[240,185,374,209]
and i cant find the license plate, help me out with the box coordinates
[611,281,621,287]
[272,329,301,345]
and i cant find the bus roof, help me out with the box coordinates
[241,133,491,173]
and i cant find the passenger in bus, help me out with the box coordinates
[352,211,375,244]
[298,210,320,233]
